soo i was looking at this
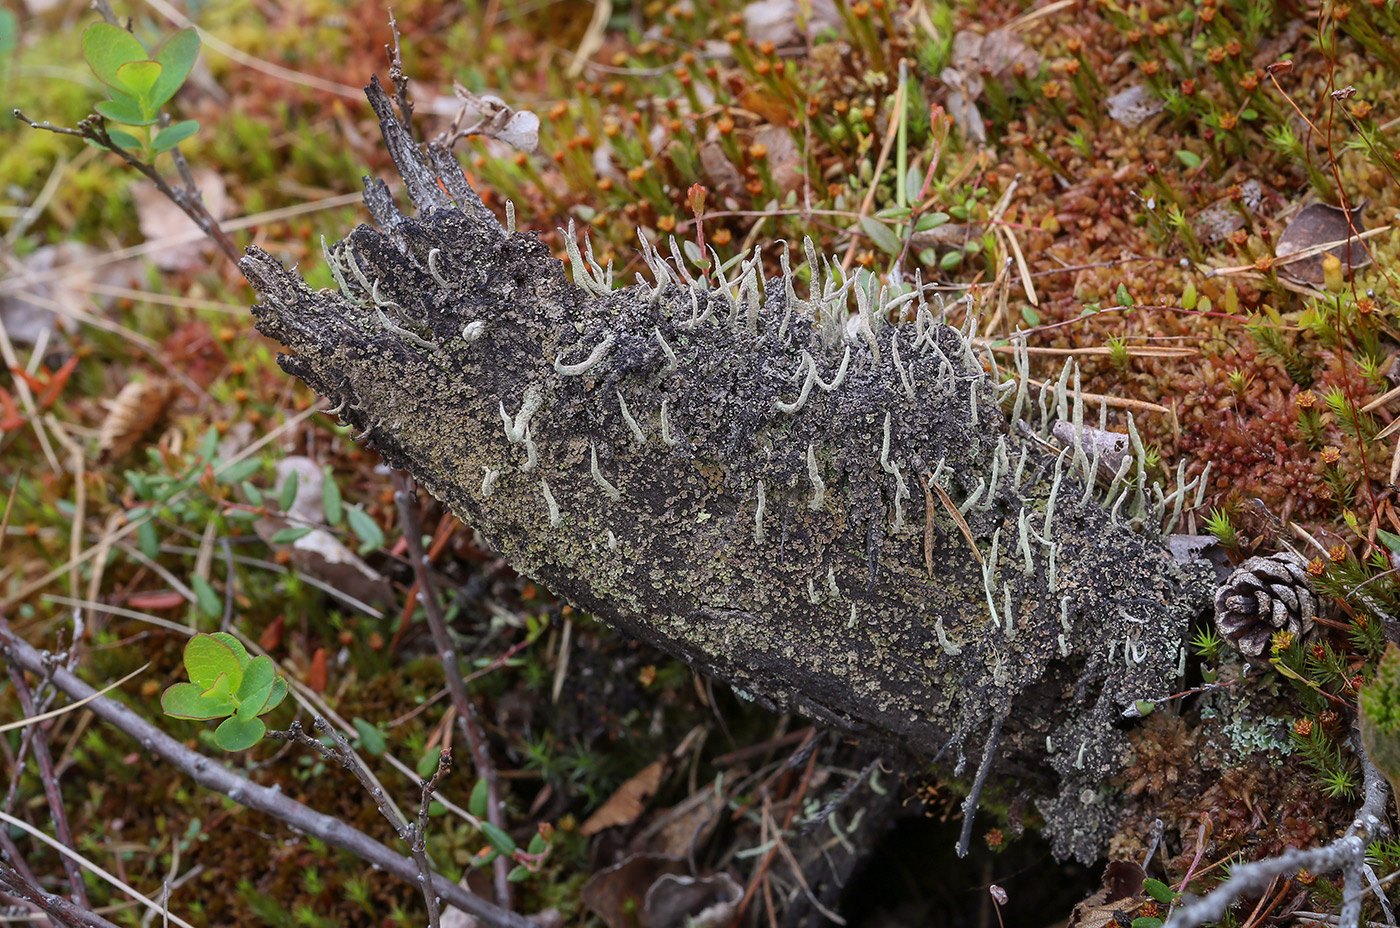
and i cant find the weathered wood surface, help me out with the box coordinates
[242,78,1214,861]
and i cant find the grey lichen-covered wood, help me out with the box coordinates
[242,78,1214,863]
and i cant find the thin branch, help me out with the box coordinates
[1166,740,1390,928]
[12,110,239,264]
[393,472,514,910]
[3,663,90,908]
[266,718,445,928]
[0,864,122,928]
[0,624,537,928]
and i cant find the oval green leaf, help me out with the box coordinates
[209,632,250,669]
[161,681,234,719]
[270,526,314,544]
[262,674,289,715]
[469,778,489,820]
[858,215,903,256]
[916,211,950,231]
[94,96,154,127]
[114,59,162,99]
[236,656,277,718]
[82,22,148,89]
[191,574,221,620]
[352,717,386,756]
[215,715,266,752]
[152,119,199,153]
[183,633,243,691]
[322,472,343,526]
[479,821,517,856]
[148,28,199,109]
[346,507,384,553]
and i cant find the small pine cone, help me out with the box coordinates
[1215,552,1318,657]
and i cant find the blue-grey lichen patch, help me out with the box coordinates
[241,78,1213,864]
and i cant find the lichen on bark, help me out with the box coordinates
[241,77,1214,863]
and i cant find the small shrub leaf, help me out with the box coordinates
[208,632,250,669]
[322,471,343,526]
[82,22,148,89]
[263,676,289,715]
[214,715,266,751]
[859,215,902,256]
[236,656,277,718]
[184,634,243,691]
[479,821,517,856]
[469,778,489,819]
[352,717,386,756]
[507,865,531,883]
[114,59,162,99]
[148,28,199,108]
[1143,878,1175,903]
[191,574,221,620]
[270,526,314,544]
[346,507,384,552]
[278,470,299,512]
[161,681,234,719]
[94,95,153,126]
[152,120,199,152]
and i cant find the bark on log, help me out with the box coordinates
[241,78,1215,863]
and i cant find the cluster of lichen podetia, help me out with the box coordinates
[241,79,1218,862]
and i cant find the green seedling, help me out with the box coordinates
[81,22,200,156]
[161,632,288,751]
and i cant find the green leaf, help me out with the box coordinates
[148,28,199,109]
[859,215,903,256]
[191,574,222,620]
[352,717,386,756]
[106,129,145,150]
[939,250,963,271]
[82,22,148,90]
[346,507,384,553]
[94,95,154,126]
[270,526,314,544]
[208,632,250,669]
[1021,304,1040,326]
[201,671,234,705]
[214,715,266,751]
[322,472,343,526]
[151,119,199,153]
[236,656,277,719]
[137,517,159,559]
[1241,108,1259,121]
[507,865,531,883]
[1134,699,1156,717]
[161,681,234,719]
[1174,149,1201,169]
[262,675,288,715]
[278,470,299,512]
[527,831,548,855]
[479,821,517,856]
[915,212,950,231]
[1131,919,1164,928]
[873,206,911,220]
[218,458,261,485]
[1143,878,1175,904]
[417,748,441,779]
[241,481,264,507]
[183,634,243,691]
[114,59,162,99]
[469,778,489,819]
[1116,283,1133,307]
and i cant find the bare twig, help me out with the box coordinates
[3,664,90,909]
[13,110,238,264]
[393,472,514,910]
[1166,739,1390,928]
[0,864,122,928]
[0,625,536,928]
[265,719,446,928]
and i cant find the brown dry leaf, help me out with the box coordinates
[581,758,666,836]
[580,855,687,928]
[644,872,743,928]
[1275,200,1372,284]
[753,125,802,193]
[307,646,328,694]
[1105,84,1164,128]
[97,377,177,461]
[1068,859,1146,928]
[633,782,727,858]
[699,136,744,198]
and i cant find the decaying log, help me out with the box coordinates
[241,77,1215,863]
